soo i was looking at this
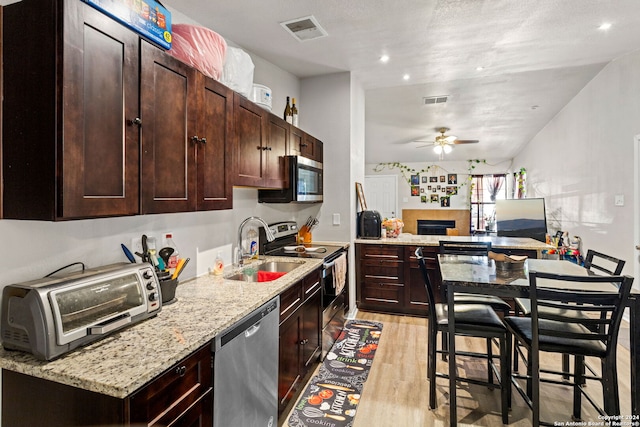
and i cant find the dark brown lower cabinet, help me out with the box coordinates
[2,344,213,427]
[278,269,322,418]
[356,243,538,316]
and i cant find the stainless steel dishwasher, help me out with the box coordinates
[212,296,279,427]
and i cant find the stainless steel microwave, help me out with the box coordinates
[258,156,323,203]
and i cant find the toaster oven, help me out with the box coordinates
[1,263,162,360]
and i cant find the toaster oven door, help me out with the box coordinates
[49,272,148,345]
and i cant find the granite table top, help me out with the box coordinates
[0,256,324,399]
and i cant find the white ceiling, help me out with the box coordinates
[163,0,640,164]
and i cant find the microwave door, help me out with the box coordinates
[296,157,323,202]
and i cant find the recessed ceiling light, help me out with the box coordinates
[380,55,390,63]
[598,22,612,31]
[476,66,484,71]
[403,74,410,81]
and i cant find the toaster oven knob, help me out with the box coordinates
[148,292,157,302]
[146,282,156,290]
[143,270,153,280]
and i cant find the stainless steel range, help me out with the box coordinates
[259,221,347,358]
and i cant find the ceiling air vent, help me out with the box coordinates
[423,95,448,105]
[280,15,328,42]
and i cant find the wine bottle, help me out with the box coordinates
[292,98,299,127]
[284,96,292,124]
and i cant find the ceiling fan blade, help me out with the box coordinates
[444,135,457,142]
[452,139,479,144]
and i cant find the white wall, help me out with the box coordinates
[364,160,515,213]
[514,49,640,278]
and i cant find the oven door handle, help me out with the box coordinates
[88,314,132,335]
[323,260,336,270]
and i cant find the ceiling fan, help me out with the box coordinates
[415,128,479,160]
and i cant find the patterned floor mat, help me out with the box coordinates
[287,319,383,427]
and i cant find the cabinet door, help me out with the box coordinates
[62,1,140,218]
[264,114,290,188]
[196,75,234,210]
[300,133,316,160]
[234,95,266,187]
[140,41,198,213]
[278,310,303,416]
[404,246,430,314]
[289,126,304,156]
[301,287,322,370]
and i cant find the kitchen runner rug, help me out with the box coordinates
[287,319,383,427]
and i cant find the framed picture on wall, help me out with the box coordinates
[430,194,439,202]
[428,185,432,190]
[446,186,458,195]
[448,174,458,184]
[430,176,438,183]
[411,185,420,196]
[439,175,446,182]
[420,187,425,193]
[411,175,420,185]
[441,196,450,207]
[432,187,437,193]
[421,195,427,203]
[421,176,428,183]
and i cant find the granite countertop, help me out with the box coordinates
[355,234,553,251]
[0,256,324,399]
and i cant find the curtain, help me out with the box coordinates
[487,175,504,201]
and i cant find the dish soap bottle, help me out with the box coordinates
[213,251,224,276]
[247,227,259,259]
[165,233,179,269]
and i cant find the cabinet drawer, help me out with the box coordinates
[303,270,322,300]
[280,281,303,322]
[361,282,404,305]
[361,262,404,282]
[360,244,403,259]
[130,345,212,425]
[491,248,539,259]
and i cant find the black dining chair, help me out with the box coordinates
[504,271,633,426]
[512,249,626,376]
[416,247,511,424]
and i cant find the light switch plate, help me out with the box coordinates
[615,194,625,206]
[333,213,341,225]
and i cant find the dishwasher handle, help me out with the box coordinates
[245,322,261,338]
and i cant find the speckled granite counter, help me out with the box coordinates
[355,235,552,256]
[0,256,323,399]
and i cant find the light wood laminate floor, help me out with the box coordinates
[282,311,633,426]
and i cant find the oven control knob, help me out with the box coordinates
[146,282,156,290]
[143,270,153,280]
[148,292,157,302]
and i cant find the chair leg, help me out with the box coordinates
[441,331,448,361]
[487,337,494,385]
[428,328,437,409]
[602,356,621,415]
[573,355,585,421]
[563,353,571,381]
[526,349,533,399]
[500,333,510,424]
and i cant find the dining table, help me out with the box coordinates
[438,254,639,425]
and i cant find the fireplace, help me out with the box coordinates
[417,219,456,235]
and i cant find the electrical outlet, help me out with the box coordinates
[131,237,143,256]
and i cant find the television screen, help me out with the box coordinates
[495,198,547,242]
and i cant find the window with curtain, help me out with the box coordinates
[470,174,507,233]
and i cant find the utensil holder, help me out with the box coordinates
[298,229,312,244]
[160,278,178,304]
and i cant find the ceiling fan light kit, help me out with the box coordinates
[415,127,479,160]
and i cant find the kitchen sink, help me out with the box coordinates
[225,261,302,282]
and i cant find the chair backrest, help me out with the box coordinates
[528,271,633,355]
[415,247,437,322]
[584,249,625,275]
[439,240,491,256]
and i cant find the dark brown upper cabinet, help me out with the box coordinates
[2,0,140,220]
[140,42,233,214]
[1,0,233,220]
[288,126,323,163]
[233,96,289,189]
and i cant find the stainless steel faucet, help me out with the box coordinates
[235,216,275,266]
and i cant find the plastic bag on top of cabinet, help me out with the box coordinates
[221,46,255,98]
[167,24,227,80]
